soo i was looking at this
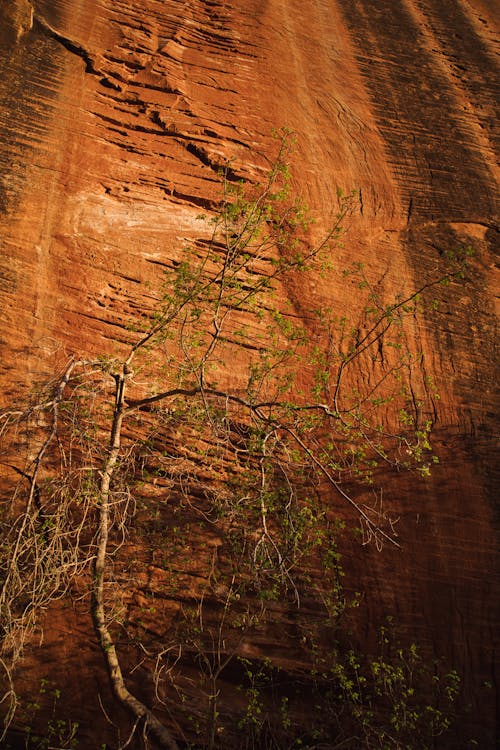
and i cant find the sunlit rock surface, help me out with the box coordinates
[0,0,498,746]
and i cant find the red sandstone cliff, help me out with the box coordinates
[0,0,498,747]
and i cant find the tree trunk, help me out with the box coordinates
[91,367,179,750]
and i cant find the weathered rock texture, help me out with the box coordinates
[0,0,498,747]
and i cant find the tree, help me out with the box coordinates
[0,133,469,747]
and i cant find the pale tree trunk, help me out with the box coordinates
[91,366,179,750]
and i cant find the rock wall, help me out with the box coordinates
[0,0,498,746]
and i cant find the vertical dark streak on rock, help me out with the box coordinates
[336,0,498,223]
[0,23,64,216]
[335,2,499,745]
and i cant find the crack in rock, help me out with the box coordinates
[33,12,122,91]
[34,13,97,73]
